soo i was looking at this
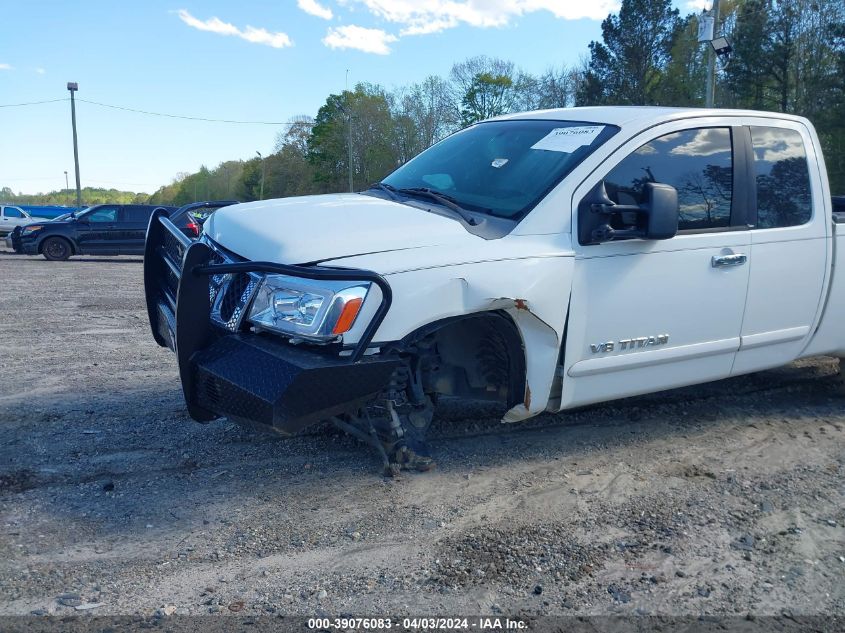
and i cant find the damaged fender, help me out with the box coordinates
[362,256,574,421]
[501,303,561,422]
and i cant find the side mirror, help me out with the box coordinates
[642,183,679,240]
[578,181,679,245]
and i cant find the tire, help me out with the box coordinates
[42,237,72,261]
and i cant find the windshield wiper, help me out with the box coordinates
[394,187,479,226]
[367,182,400,200]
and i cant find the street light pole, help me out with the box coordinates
[705,0,720,108]
[256,151,266,200]
[67,82,82,208]
[63,171,69,206]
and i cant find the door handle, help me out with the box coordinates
[711,254,747,268]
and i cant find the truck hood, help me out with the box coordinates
[203,194,483,264]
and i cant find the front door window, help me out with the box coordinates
[86,207,118,222]
[602,127,733,232]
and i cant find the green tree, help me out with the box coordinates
[308,84,398,191]
[263,116,320,198]
[719,0,844,190]
[459,72,515,125]
[722,0,771,109]
[450,56,518,124]
[391,76,458,162]
[578,0,682,105]
[238,158,263,201]
[3,186,150,206]
[660,14,707,106]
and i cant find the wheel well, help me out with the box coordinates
[395,311,527,408]
[39,235,75,255]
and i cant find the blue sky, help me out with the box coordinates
[1,0,706,196]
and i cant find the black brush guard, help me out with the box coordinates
[143,205,399,435]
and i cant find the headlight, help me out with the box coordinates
[21,225,44,235]
[248,275,370,341]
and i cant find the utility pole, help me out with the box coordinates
[256,151,266,200]
[67,82,82,208]
[346,69,354,193]
[63,171,69,206]
[705,0,720,108]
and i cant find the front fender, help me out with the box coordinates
[370,256,574,420]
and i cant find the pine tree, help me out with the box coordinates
[577,0,682,105]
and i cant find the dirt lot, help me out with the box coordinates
[0,245,844,620]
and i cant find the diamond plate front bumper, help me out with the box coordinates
[143,206,398,434]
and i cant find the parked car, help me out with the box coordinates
[145,106,845,474]
[0,205,50,236]
[19,204,191,260]
[5,212,78,253]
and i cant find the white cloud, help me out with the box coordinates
[323,24,397,54]
[669,128,730,157]
[346,0,620,36]
[0,63,12,70]
[176,9,293,48]
[686,0,712,10]
[35,67,46,75]
[298,0,333,20]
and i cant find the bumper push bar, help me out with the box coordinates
[143,206,399,435]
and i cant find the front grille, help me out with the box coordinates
[208,252,226,304]
[203,238,260,333]
[220,273,252,322]
[214,273,259,332]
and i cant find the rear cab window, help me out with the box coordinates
[749,126,812,229]
[123,206,154,223]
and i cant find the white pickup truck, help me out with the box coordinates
[144,106,844,473]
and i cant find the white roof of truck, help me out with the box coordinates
[493,106,809,129]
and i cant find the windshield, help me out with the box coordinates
[382,119,618,220]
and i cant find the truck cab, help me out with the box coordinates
[144,107,843,473]
[0,206,49,236]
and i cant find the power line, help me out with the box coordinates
[0,96,298,125]
[76,98,297,125]
[0,176,66,181]
[0,98,68,108]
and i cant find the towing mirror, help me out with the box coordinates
[642,183,679,240]
[578,181,679,245]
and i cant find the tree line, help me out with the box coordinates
[146,0,843,202]
[1,186,148,207]
[6,0,844,206]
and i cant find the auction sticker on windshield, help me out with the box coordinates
[531,125,605,153]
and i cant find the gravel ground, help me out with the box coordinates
[0,246,844,619]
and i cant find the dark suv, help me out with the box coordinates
[19,204,189,260]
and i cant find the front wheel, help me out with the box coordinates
[42,237,71,261]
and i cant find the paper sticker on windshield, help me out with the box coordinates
[491,158,509,168]
[531,126,605,153]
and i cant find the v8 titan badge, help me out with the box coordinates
[590,334,670,354]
